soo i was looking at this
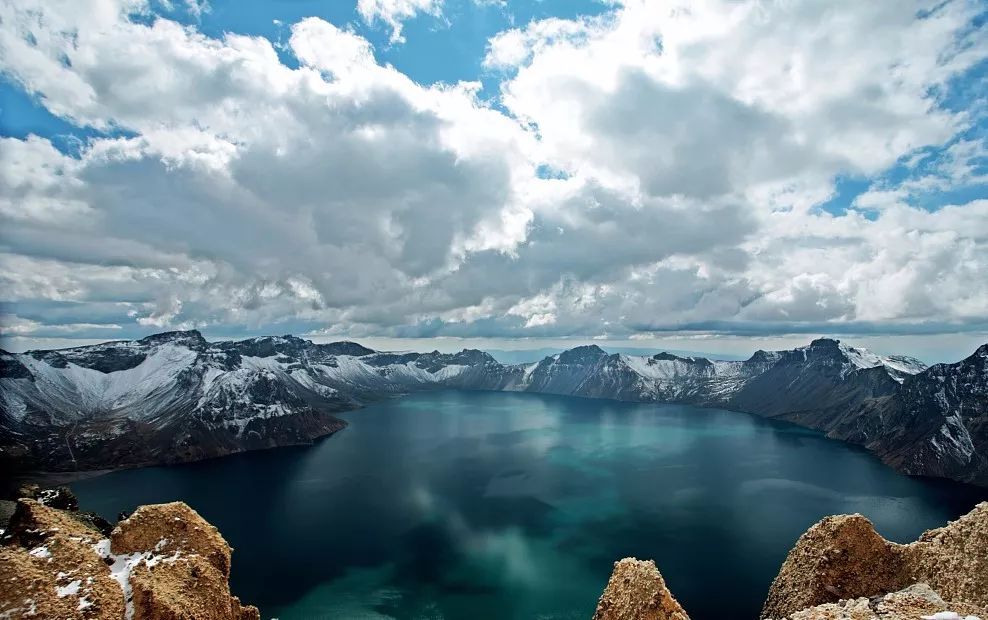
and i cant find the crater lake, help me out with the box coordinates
[71,390,988,619]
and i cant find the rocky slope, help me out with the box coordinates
[864,344,988,485]
[0,492,258,619]
[595,502,988,620]
[3,331,986,486]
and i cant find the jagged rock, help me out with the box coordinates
[592,558,690,620]
[770,583,985,620]
[762,502,988,619]
[111,502,233,579]
[593,504,988,620]
[38,486,80,511]
[0,498,126,619]
[906,502,988,608]
[0,498,258,620]
[760,514,911,618]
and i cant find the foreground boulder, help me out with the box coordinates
[592,558,689,620]
[0,498,127,619]
[593,502,988,620]
[762,502,988,618]
[759,514,912,616]
[0,499,258,619]
[907,501,988,607]
[777,583,985,620]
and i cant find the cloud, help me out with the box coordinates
[356,0,444,44]
[0,0,986,346]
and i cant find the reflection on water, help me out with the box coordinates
[72,391,988,620]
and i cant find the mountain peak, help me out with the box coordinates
[557,344,608,364]
[319,341,375,356]
[138,330,206,346]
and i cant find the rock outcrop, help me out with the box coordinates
[594,502,988,620]
[763,502,988,619]
[592,558,690,620]
[0,496,258,619]
[759,514,912,616]
[776,583,985,620]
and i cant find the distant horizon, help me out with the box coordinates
[4,328,987,365]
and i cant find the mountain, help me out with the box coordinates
[3,331,986,486]
[0,331,517,471]
[862,344,988,485]
[484,346,747,365]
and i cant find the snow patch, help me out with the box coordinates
[55,579,81,597]
[28,546,50,559]
[91,537,182,620]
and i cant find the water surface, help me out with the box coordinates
[72,391,988,619]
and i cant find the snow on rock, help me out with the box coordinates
[55,579,81,598]
[0,498,259,619]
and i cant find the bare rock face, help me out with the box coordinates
[762,502,988,619]
[760,514,911,618]
[592,558,690,620]
[593,503,988,620]
[906,501,988,607]
[775,583,985,620]
[0,498,259,620]
[111,502,232,578]
[0,498,126,619]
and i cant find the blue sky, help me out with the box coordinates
[1,0,987,361]
[1,0,610,147]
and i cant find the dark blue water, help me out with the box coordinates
[71,391,988,619]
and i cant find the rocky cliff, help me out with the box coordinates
[0,491,258,619]
[594,502,988,620]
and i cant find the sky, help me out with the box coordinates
[1,0,987,363]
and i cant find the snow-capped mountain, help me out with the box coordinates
[862,344,988,485]
[0,331,517,471]
[3,331,985,486]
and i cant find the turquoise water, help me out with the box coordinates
[72,391,988,619]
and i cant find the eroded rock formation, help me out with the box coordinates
[763,502,988,619]
[776,583,985,620]
[592,558,690,620]
[0,496,258,619]
[595,502,988,620]
[759,514,912,616]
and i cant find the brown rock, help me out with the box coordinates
[129,554,260,620]
[762,502,988,619]
[770,583,986,620]
[0,498,259,620]
[0,499,126,619]
[905,501,988,607]
[761,514,911,618]
[109,501,259,620]
[592,558,690,620]
[111,502,232,578]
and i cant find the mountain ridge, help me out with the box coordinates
[2,332,986,486]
